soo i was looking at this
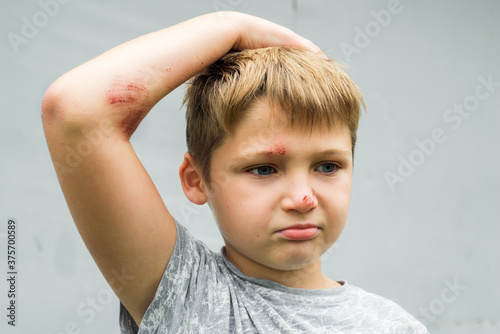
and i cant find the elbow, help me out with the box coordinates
[41,77,92,133]
[41,78,120,142]
[41,79,70,126]
[41,78,96,143]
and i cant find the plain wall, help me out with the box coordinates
[1,0,499,333]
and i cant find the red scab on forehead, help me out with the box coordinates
[264,143,287,156]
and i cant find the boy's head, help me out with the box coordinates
[181,47,365,278]
[183,47,364,187]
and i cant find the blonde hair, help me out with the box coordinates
[184,47,365,185]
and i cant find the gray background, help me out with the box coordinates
[1,0,499,333]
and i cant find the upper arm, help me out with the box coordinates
[41,79,176,326]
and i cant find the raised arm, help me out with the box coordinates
[41,11,322,326]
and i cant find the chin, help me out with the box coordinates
[269,246,322,270]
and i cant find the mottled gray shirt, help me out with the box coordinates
[120,220,428,333]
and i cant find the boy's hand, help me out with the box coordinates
[227,11,325,57]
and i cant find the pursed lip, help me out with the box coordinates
[276,223,320,241]
[277,223,319,231]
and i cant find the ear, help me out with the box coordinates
[179,152,208,205]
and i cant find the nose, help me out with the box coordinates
[281,178,318,213]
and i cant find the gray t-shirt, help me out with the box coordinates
[120,220,428,333]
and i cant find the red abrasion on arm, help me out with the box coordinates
[105,78,151,138]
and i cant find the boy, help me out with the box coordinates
[42,11,428,333]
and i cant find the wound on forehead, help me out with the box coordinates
[105,77,150,138]
[264,143,287,156]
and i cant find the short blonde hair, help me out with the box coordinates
[184,47,364,185]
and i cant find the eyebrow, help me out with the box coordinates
[229,148,352,166]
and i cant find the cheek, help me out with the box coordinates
[323,191,351,241]
[218,184,273,232]
[239,185,277,219]
[322,183,351,218]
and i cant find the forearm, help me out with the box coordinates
[42,10,322,141]
[42,12,243,139]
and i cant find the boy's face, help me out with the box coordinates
[203,98,353,278]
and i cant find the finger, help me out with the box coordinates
[300,37,327,59]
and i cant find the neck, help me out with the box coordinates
[224,247,341,290]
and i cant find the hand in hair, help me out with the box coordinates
[227,11,326,57]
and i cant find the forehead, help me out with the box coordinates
[214,99,352,164]
[230,97,350,143]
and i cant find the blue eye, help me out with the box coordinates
[249,166,275,176]
[316,163,338,174]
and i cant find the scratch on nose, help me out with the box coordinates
[302,189,316,207]
[302,195,314,206]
